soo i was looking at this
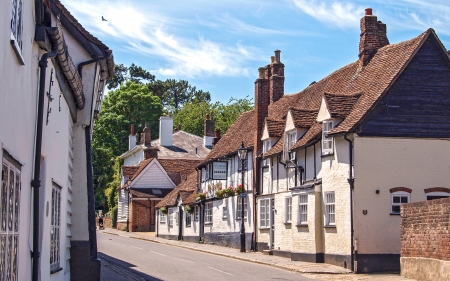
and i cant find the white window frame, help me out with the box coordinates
[10,0,24,64]
[259,198,270,228]
[205,202,213,224]
[283,130,297,161]
[50,184,61,272]
[159,210,166,223]
[236,198,247,220]
[426,192,450,201]
[194,205,199,221]
[391,191,410,214]
[168,209,174,227]
[285,197,292,223]
[322,121,334,155]
[298,194,308,225]
[185,211,191,227]
[262,140,271,166]
[325,192,335,226]
[1,155,21,280]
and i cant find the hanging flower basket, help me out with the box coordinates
[196,192,207,201]
[215,188,224,198]
[235,184,243,195]
[159,207,167,214]
[184,205,194,214]
[223,186,235,197]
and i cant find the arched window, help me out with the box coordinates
[424,187,450,201]
[389,187,411,214]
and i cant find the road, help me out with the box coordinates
[97,232,318,281]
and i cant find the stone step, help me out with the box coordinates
[263,250,273,255]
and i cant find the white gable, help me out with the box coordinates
[317,97,331,122]
[285,110,295,131]
[132,160,176,189]
[261,122,270,140]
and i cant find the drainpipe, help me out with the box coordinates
[31,45,58,281]
[344,134,355,272]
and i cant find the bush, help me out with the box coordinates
[111,205,118,228]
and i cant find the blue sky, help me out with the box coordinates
[61,0,450,104]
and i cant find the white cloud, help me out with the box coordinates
[289,0,362,28]
[60,0,258,78]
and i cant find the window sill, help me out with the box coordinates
[390,213,400,216]
[284,222,292,225]
[259,227,270,230]
[324,225,336,228]
[10,36,25,65]
[321,152,334,158]
[160,222,166,224]
[205,222,213,225]
[50,267,63,274]
[296,224,308,227]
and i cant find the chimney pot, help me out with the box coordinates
[258,67,265,79]
[274,50,281,63]
[215,129,221,138]
[365,8,372,16]
[270,56,275,63]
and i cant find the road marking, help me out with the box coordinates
[131,246,143,250]
[150,251,166,257]
[173,257,194,263]
[208,266,235,276]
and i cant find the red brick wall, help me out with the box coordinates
[401,197,450,261]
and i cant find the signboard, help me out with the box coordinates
[240,193,247,198]
[212,161,227,180]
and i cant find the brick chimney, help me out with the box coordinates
[129,124,136,150]
[213,129,221,147]
[359,8,389,67]
[269,50,284,103]
[143,122,151,147]
[144,146,159,159]
[204,113,214,148]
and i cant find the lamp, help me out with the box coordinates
[237,141,248,252]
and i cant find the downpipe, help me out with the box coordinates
[32,46,58,281]
[344,134,355,272]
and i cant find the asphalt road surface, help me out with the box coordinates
[98,232,319,281]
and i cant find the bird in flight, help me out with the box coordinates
[102,16,107,21]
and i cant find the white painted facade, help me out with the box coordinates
[0,1,110,280]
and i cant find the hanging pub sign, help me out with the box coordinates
[212,161,227,180]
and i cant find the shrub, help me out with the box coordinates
[111,205,118,228]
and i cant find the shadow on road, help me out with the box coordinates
[99,252,164,281]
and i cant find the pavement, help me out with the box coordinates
[99,228,415,281]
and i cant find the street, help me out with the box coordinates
[98,232,317,281]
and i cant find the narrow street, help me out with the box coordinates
[98,231,317,281]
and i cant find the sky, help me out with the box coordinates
[61,0,450,104]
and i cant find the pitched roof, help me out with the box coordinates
[291,122,322,150]
[203,110,255,162]
[323,93,361,119]
[264,137,283,158]
[266,119,285,137]
[122,166,139,179]
[290,109,318,128]
[156,171,198,208]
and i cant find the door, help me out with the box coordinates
[270,198,275,249]
[178,206,183,240]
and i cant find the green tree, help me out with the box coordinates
[92,81,163,209]
[173,96,253,137]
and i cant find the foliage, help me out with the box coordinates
[184,205,194,214]
[173,96,253,137]
[159,207,167,214]
[107,63,155,90]
[93,146,114,210]
[110,205,118,229]
[196,192,207,201]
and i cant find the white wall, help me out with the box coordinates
[353,137,450,255]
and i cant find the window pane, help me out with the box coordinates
[392,205,400,213]
[393,196,400,203]
[400,196,408,203]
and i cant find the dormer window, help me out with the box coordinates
[322,121,334,155]
[262,140,271,166]
[283,130,297,161]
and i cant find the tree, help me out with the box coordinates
[92,81,163,209]
[107,63,155,90]
[173,96,253,137]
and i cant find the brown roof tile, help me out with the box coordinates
[122,166,139,179]
[156,171,198,208]
[203,110,255,162]
[266,119,285,137]
[323,93,362,119]
[151,131,210,159]
[291,122,322,150]
[290,109,318,128]
[264,137,283,158]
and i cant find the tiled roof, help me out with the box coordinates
[264,137,283,158]
[291,122,322,150]
[203,110,255,162]
[323,93,361,119]
[122,166,139,179]
[290,109,318,128]
[266,119,285,137]
[150,130,211,159]
[156,171,198,208]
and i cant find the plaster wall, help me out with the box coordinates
[353,137,450,255]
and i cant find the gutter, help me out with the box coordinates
[31,35,58,281]
[343,133,355,272]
